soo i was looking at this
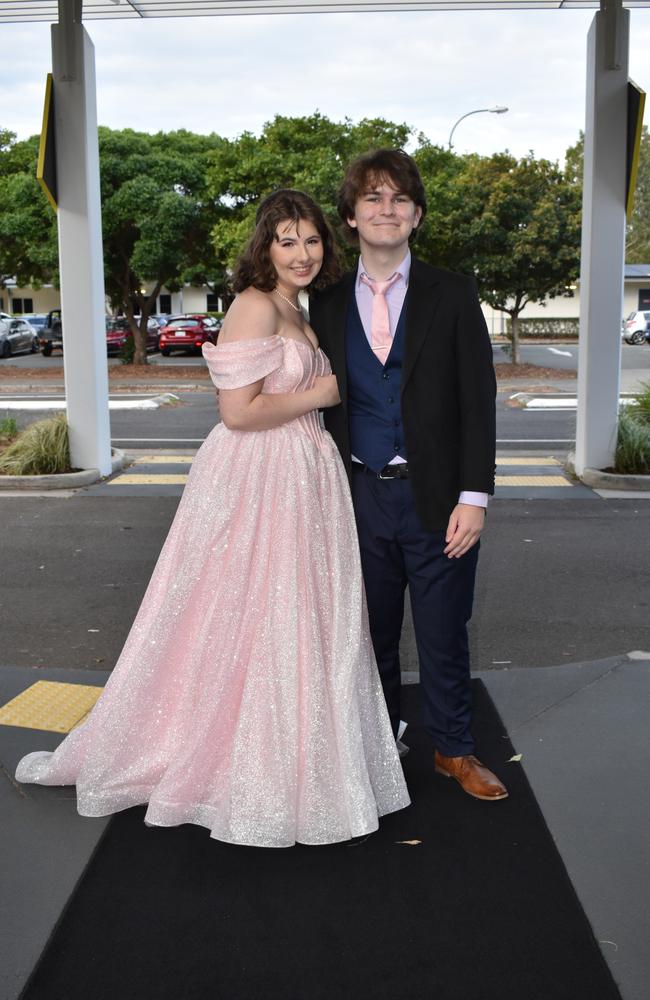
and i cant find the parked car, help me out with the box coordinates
[158,315,219,356]
[22,313,49,335]
[622,311,650,345]
[0,317,40,357]
[40,309,63,356]
[106,317,160,356]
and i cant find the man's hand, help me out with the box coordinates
[444,503,486,559]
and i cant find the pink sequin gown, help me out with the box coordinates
[16,335,410,847]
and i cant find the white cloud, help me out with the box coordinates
[2,8,650,164]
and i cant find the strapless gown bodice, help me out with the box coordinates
[205,334,332,452]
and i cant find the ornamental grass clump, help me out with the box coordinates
[615,383,650,475]
[0,412,72,475]
[0,415,18,444]
[632,381,650,425]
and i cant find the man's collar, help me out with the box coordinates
[356,249,411,287]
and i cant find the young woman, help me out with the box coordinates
[16,190,410,848]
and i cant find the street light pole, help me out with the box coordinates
[448,106,508,150]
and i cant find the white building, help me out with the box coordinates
[5,265,648,333]
[480,263,650,335]
[0,282,223,317]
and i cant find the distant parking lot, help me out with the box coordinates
[491,342,650,373]
[1,341,649,376]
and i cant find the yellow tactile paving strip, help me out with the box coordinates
[497,457,561,467]
[0,681,104,733]
[106,455,575,490]
[496,475,571,486]
[107,455,193,486]
[109,474,189,485]
[133,455,194,465]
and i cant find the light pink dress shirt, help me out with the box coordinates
[353,251,488,510]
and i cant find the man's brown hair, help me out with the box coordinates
[337,149,427,245]
[232,189,340,293]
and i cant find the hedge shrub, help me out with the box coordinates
[504,317,579,339]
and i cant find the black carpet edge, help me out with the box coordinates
[471,680,623,998]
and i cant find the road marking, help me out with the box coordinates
[547,347,573,357]
[525,397,577,409]
[105,458,572,492]
[493,456,593,494]
[109,399,160,410]
[108,473,189,485]
[117,437,577,446]
[496,475,571,486]
[523,396,637,410]
[133,455,194,464]
[1,393,178,411]
[111,437,206,443]
[497,457,561,466]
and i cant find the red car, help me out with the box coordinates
[158,315,220,356]
[106,317,159,356]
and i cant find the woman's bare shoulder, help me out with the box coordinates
[219,288,279,344]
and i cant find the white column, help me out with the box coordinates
[52,1,111,475]
[575,0,629,475]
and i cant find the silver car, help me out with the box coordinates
[0,317,40,358]
[622,311,650,345]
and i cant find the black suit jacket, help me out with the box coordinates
[309,257,497,531]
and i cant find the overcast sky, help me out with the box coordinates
[2,8,650,164]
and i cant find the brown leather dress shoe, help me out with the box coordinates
[434,751,509,801]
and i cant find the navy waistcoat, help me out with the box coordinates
[345,294,408,472]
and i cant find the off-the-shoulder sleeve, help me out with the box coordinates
[202,337,284,390]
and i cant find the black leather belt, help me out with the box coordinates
[352,462,409,480]
[378,463,409,480]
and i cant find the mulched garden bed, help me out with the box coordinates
[0,362,574,385]
[0,365,212,382]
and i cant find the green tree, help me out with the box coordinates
[446,153,582,363]
[624,126,650,262]
[0,131,58,291]
[206,113,413,277]
[563,132,584,187]
[99,127,225,363]
[411,140,467,268]
[0,126,227,363]
[564,126,650,262]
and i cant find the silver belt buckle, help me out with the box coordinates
[377,466,393,480]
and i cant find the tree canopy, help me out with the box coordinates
[0,132,58,290]
[206,113,413,274]
[98,127,225,362]
[443,152,582,362]
[1,113,585,364]
[565,126,650,263]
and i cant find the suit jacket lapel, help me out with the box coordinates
[402,257,443,391]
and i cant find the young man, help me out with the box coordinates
[310,149,507,801]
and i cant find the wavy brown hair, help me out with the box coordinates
[337,149,427,246]
[232,189,341,293]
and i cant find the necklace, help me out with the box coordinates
[274,288,301,312]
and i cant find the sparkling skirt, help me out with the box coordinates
[16,419,410,847]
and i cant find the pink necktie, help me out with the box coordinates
[360,272,401,363]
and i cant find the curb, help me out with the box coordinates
[0,383,211,393]
[0,447,126,492]
[566,452,650,491]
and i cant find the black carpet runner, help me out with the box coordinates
[21,682,621,1000]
